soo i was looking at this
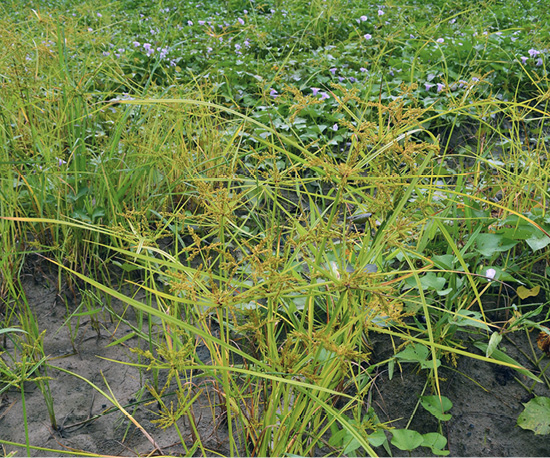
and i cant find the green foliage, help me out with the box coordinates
[517,397,550,435]
[0,0,549,456]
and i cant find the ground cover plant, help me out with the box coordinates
[1,0,550,456]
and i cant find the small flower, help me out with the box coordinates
[97,12,102,17]
[485,268,496,280]
[378,9,384,16]
[360,15,368,21]
[311,87,320,95]
[187,20,193,26]
[244,9,248,14]
[520,56,528,64]
[332,123,338,131]
[449,18,456,24]
[235,43,241,50]
[270,88,278,97]
[471,77,479,82]
[102,51,110,56]
[364,33,372,40]
[436,83,445,92]
[133,41,140,47]
[425,83,434,91]
[320,92,330,100]
[57,157,67,167]
[244,39,250,47]
[329,67,337,75]
[198,20,206,25]
[143,43,152,51]
[338,76,345,82]
[360,67,367,72]
[238,17,245,25]
[536,57,543,66]
[349,77,356,82]
[436,38,444,43]
[528,48,540,57]
[87,27,93,32]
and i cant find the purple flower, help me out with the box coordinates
[57,157,67,167]
[360,67,367,72]
[378,9,384,16]
[364,33,372,40]
[338,76,345,82]
[198,20,206,25]
[235,43,241,50]
[528,48,540,57]
[436,38,444,43]
[320,92,330,100]
[238,17,245,25]
[520,56,528,64]
[244,39,250,47]
[187,20,193,26]
[485,268,496,280]
[311,87,320,95]
[425,83,434,91]
[87,27,93,32]
[102,51,110,56]
[143,43,152,51]
[472,77,479,82]
[436,83,445,92]
[360,15,368,21]
[244,9,248,14]
[133,41,140,47]
[349,77,356,82]
[536,57,543,66]
[330,67,337,75]
[332,123,338,131]
[97,12,102,17]
[270,88,278,97]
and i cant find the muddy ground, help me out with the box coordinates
[1,271,549,457]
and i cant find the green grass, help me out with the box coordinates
[1,0,550,456]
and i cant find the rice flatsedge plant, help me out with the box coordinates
[1,0,550,456]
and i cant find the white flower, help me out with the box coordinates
[485,268,496,280]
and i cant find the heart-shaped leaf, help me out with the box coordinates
[517,397,550,435]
